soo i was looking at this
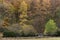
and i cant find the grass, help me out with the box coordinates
[0,37,60,40]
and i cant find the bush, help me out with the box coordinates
[44,19,58,36]
[20,25,38,37]
[3,24,38,37]
[3,30,21,37]
[54,29,60,36]
[3,30,38,37]
[3,31,16,37]
[21,31,38,37]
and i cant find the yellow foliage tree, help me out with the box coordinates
[19,1,28,25]
[19,1,37,35]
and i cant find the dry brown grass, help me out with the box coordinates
[0,37,60,40]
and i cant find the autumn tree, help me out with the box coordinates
[50,0,60,28]
[10,0,22,23]
[1,1,15,27]
[19,1,37,35]
[28,0,51,35]
[55,0,60,28]
[28,0,41,35]
[19,1,28,26]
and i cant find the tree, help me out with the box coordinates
[29,0,50,35]
[50,0,60,28]
[2,1,15,27]
[55,0,60,28]
[19,1,28,25]
[19,1,37,35]
[44,19,58,35]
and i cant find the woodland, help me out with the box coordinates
[0,0,60,37]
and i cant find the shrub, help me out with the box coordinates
[3,24,38,37]
[21,31,38,37]
[3,30,21,37]
[44,19,58,36]
[3,31,16,37]
[54,29,60,36]
[21,25,38,37]
[3,29,38,37]
[3,24,23,37]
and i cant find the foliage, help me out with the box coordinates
[19,1,38,36]
[3,30,20,37]
[1,1,15,26]
[44,19,58,36]
[3,24,38,37]
[21,24,38,36]
[3,30,38,37]
[55,29,60,36]
[2,23,38,37]
[0,0,60,37]
[56,7,60,18]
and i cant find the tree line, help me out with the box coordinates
[0,0,60,36]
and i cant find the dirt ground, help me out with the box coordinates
[0,37,60,40]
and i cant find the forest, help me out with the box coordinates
[0,0,60,37]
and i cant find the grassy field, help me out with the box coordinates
[0,37,60,40]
